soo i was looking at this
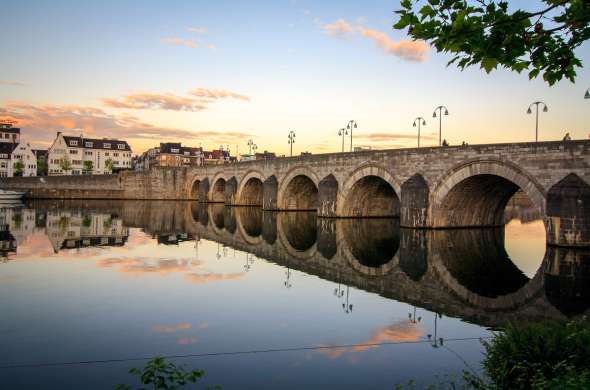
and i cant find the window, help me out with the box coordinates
[85,142,93,147]
[184,151,190,156]
[69,149,78,155]
[0,153,7,158]
[0,172,6,177]
[104,143,111,149]
[114,153,119,157]
[117,144,125,150]
[70,140,78,146]
[105,152,109,157]
[171,148,179,153]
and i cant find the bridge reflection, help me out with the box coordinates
[10,200,590,327]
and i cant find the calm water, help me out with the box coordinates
[0,200,586,389]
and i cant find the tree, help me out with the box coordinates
[104,158,114,174]
[394,1,590,85]
[37,159,48,176]
[59,154,72,173]
[82,160,93,175]
[13,160,24,177]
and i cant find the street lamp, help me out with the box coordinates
[288,130,295,157]
[432,105,449,146]
[408,306,422,324]
[284,267,292,288]
[347,120,358,152]
[247,139,254,155]
[338,127,348,153]
[342,285,353,314]
[413,117,426,148]
[527,101,548,142]
[585,88,590,99]
[427,313,444,348]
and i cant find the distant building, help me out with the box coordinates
[240,150,276,162]
[0,141,37,177]
[47,132,132,175]
[32,149,48,176]
[135,143,233,171]
[0,123,20,144]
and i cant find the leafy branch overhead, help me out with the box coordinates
[394,0,590,85]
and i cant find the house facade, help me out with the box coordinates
[0,123,20,144]
[48,132,132,175]
[0,141,37,177]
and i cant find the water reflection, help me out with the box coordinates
[2,200,588,328]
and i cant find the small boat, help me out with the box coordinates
[0,189,26,200]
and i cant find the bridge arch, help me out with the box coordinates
[277,167,320,210]
[209,176,227,203]
[338,165,401,217]
[236,170,265,206]
[277,212,318,260]
[429,160,546,228]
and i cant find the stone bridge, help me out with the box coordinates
[3,141,590,246]
[29,199,590,328]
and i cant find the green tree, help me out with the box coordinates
[104,158,114,174]
[37,158,48,176]
[13,160,24,177]
[115,357,216,390]
[394,0,590,85]
[59,154,72,173]
[83,160,94,175]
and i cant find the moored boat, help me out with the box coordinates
[0,189,26,200]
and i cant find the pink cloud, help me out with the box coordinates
[161,37,198,49]
[189,88,250,101]
[357,27,429,62]
[102,92,207,112]
[184,272,245,284]
[322,19,354,37]
[152,322,192,333]
[0,80,27,87]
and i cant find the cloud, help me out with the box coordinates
[356,27,429,62]
[152,322,192,333]
[97,258,192,275]
[318,320,423,359]
[177,337,198,345]
[0,80,27,87]
[161,37,198,49]
[184,272,245,284]
[322,19,354,37]
[205,43,216,50]
[189,88,250,101]
[0,101,252,151]
[188,26,207,34]
[321,19,429,62]
[102,92,207,112]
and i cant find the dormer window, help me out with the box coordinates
[104,143,111,149]
[70,140,78,146]
[171,148,179,153]
[117,144,125,150]
[85,142,93,148]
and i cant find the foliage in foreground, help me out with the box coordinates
[394,0,590,85]
[396,318,590,389]
[115,357,219,390]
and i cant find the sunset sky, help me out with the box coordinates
[1,0,589,155]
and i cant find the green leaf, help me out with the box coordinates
[481,57,498,73]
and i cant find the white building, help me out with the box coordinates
[0,123,20,144]
[0,141,37,177]
[48,132,132,175]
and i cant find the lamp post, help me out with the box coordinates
[347,120,357,152]
[585,88,590,99]
[408,306,422,324]
[342,285,353,314]
[338,128,348,152]
[284,267,292,289]
[427,313,444,348]
[527,101,548,142]
[247,139,254,155]
[288,130,295,157]
[432,105,449,146]
[413,117,426,148]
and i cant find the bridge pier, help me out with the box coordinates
[400,174,429,228]
[546,174,590,247]
[224,177,237,205]
[262,176,278,210]
[318,174,338,217]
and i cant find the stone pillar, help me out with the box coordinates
[399,228,428,281]
[262,175,278,210]
[198,178,210,203]
[546,174,590,247]
[262,211,277,245]
[317,218,336,259]
[401,174,429,228]
[318,174,338,218]
[225,177,237,205]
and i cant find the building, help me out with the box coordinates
[0,141,37,177]
[32,149,48,176]
[48,132,132,175]
[241,150,276,161]
[0,123,20,144]
[135,142,233,171]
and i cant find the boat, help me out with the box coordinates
[0,189,26,201]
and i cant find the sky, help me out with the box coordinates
[1,0,589,155]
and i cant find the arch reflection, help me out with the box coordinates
[279,212,317,252]
[341,219,400,268]
[236,207,263,239]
